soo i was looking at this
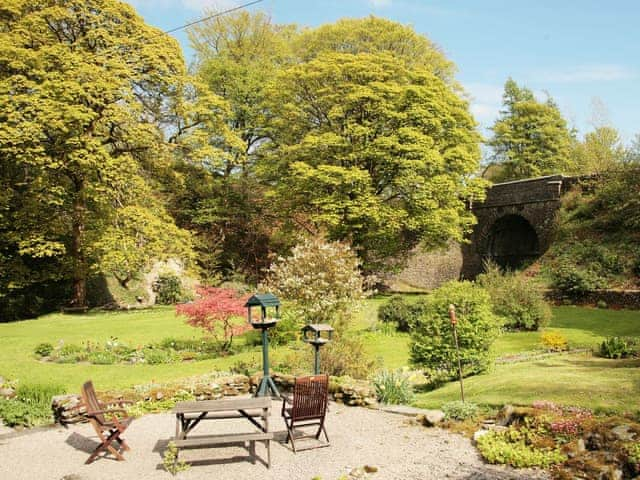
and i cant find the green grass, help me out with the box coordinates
[2,300,640,412]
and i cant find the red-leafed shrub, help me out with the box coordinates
[176,287,249,351]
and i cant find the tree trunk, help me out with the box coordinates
[71,176,87,307]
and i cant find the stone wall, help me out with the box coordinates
[383,242,463,292]
[52,373,378,424]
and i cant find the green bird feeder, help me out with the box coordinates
[245,293,281,398]
[302,323,334,375]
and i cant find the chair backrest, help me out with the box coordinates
[291,374,329,421]
[81,380,104,424]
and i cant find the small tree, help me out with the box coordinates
[410,281,500,381]
[262,238,365,330]
[176,287,249,351]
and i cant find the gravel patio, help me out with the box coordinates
[0,400,548,480]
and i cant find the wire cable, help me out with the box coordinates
[161,0,265,35]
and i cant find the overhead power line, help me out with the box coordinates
[162,0,265,35]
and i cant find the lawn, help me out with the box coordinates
[1,301,639,412]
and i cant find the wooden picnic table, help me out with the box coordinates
[171,396,273,468]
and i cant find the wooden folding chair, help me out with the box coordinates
[281,374,330,452]
[80,380,133,464]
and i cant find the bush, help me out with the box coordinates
[599,337,639,359]
[34,342,54,357]
[0,383,66,427]
[153,274,184,305]
[317,336,377,379]
[87,350,118,365]
[541,331,568,352]
[476,430,566,468]
[143,348,180,365]
[378,296,427,332]
[410,281,500,380]
[477,263,551,331]
[262,238,365,332]
[550,261,604,299]
[373,369,414,405]
[442,400,480,421]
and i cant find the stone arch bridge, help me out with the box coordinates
[461,174,579,279]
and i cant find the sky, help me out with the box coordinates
[128,0,640,143]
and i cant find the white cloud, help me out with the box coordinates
[369,0,393,7]
[463,83,503,126]
[536,64,636,83]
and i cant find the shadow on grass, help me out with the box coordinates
[565,358,640,369]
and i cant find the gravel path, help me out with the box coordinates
[0,401,548,480]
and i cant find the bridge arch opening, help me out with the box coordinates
[486,214,540,271]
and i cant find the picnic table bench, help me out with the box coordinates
[172,396,273,468]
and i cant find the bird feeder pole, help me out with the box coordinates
[449,304,465,403]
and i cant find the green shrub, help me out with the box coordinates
[317,336,377,379]
[477,263,551,331]
[599,337,639,359]
[0,383,66,427]
[596,300,608,309]
[550,261,604,299]
[143,347,180,365]
[153,274,184,305]
[55,343,85,363]
[87,350,118,365]
[442,400,480,421]
[409,281,500,380]
[373,369,414,405]
[34,342,54,357]
[476,430,566,468]
[269,310,302,346]
[378,296,430,332]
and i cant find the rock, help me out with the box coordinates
[364,465,378,473]
[420,409,445,427]
[611,424,636,442]
[0,376,5,385]
[155,391,164,400]
[0,387,15,399]
[495,404,536,427]
[348,467,367,479]
[473,429,490,442]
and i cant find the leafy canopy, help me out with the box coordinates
[488,78,573,182]
[263,51,485,271]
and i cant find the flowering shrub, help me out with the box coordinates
[176,287,249,351]
[262,238,365,331]
[541,331,568,352]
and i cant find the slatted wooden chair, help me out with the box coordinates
[281,374,330,452]
[80,380,133,464]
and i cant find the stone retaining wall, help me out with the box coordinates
[545,289,640,310]
[51,373,377,424]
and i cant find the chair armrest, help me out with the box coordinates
[281,393,292,404]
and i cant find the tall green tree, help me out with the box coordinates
[570,126,626,175]
[262,52,485,272]
[183,11,295,280]
[0,0,232,311]
[488,79,573,182]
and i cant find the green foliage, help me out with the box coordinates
[488,78,573,181]
[163,441,191,475]
[549,260,604,299]
[476,429,566,468]
[153,274,185,305]
[87,350,119,365]
[263,50,485,272]
[263,238,365,330]
[0,383,66,427]
[570,126,627,175]
[477,264,551,331]
[541,332,569,352]
[373,369,414,405]
[599,337,639,359]
[142,348,181,365]
[378,296,427,332]
[627,442,640,465]
[33,343,54,358]
[0,0,228,314]
[410,281,500,380]
[318,336,377,379]
[441,400,480,421]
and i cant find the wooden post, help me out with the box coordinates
[449,304,465,403]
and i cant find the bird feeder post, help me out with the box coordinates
[449,304,465,403]
[302,324,334,375]
[245,293,281,398]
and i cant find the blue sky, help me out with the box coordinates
[128,0,639,143]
